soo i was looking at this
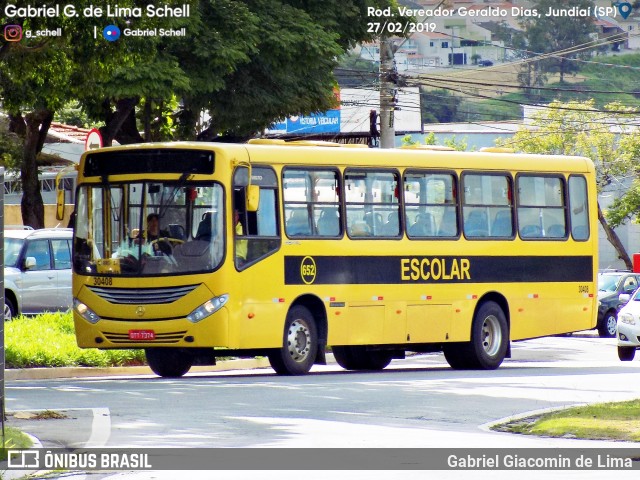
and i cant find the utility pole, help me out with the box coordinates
[379,37,396,149]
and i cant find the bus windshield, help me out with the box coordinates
[73,181,224,276]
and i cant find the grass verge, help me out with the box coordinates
[5,312,146,368]
[0,426,35,462]
[493,399,640,442]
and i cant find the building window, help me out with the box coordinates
[441,41,449,48]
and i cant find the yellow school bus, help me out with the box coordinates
[69,141,597,377]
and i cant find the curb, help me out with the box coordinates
[5,357,273,381]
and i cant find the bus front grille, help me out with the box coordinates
[102,331,188,344]
[88,285,198,304]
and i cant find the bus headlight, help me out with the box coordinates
[187,294,229,323]
[74,298,101,324]
[619,313,636,326]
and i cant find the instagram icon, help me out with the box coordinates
[3,25,23,42]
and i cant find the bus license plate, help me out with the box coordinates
[128,330,156,341]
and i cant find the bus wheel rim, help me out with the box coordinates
[482,315,501,357]
[287,319,311,362]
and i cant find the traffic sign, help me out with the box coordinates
[85,129,103,151]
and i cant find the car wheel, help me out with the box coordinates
[4,297,16,322]
[618,346,636,362]
[598,311,617,338]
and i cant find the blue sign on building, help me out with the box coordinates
[270,109,341,134]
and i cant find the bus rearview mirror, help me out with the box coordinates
[246,185,260,212]
[56,189,65,221]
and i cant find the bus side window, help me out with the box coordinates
[283,168,341,238]
[569,176,589,241]
[517,175,566,240]
[405,171,457,239]
[462,173,511,239]
[344,168,399,239]
[233,166,280,269]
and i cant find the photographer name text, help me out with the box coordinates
[4,4,190,18]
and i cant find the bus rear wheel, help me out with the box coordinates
[332,346,392,371]
[145,348,193,378]
[443,301,508,370]
[268,306,318,375]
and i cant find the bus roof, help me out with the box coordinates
[80,141,595,175]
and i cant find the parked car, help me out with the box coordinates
[478,60,493,67]
[596,270,640,337]
[615,288,640,361]
[4,228,73,321]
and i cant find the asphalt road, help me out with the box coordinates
[3,332,640,479]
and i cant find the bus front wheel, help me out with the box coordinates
[145,348,193,378]
[268,305,318,375]
[443,301,508,370]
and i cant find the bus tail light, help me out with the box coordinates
[74,298,101,324]
[187,294,229,323]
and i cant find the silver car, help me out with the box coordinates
[4,228,73,321]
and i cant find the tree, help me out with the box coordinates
[1,0,394,226]
[420,88,462,124]
[520,0,596,84]
[184,0,395,140]
[0,116,22,170]
[86,0,397,143]
[497,99,640,269]
[0,9,81,227]
[0,0,191,226]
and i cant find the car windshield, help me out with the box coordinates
[598,274,623,292]
[4,238,24,268]
[73,181,225,276]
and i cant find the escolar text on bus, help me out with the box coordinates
[400,257,471,282]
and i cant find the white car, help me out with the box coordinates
[616,288,640,361]
[4,228,73,321]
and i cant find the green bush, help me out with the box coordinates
[5,312,146,368]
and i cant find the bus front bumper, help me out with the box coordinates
[72,307,230,349]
